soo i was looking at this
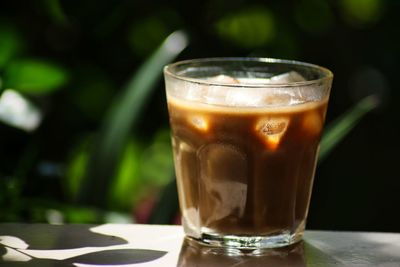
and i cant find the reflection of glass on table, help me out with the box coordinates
[178,238,306,267]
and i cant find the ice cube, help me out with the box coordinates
[237,71,305,84]
[207,74,240,84]
[204,75,240,105]
[269,71,307,104]
[269,71,306,84]
[255,117,289,150]
[237,77,271,84]
[179,140,194,152]
[262,92,293,106]
[204,86,227,105]
[188,115,209,132]
[225,89,264,107]
[204,73,306,107]
[199,143,247,222]
[302,111,322,136]
[184,84,205,101]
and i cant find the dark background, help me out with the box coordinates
[0,0,399,232]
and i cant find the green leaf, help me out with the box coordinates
[109,140,142,210]
[65,138,91,200]
[63,206,99,223]
[340,0,383,27]
[128,17,170,57]
[148,178,178,224]
[139,129,174,187]
[4,59,69,94]
[71,66,114,120]
[0,25,23,68]
[319,95,378,162]
[41,0,68,26]
[215,7,275,48]
[294,0,334,34]
[78,31,188,207]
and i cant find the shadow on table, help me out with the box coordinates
[0,224,126,249]
[0,249,167,267]
[177,238,345,267]
[0,224,166,266]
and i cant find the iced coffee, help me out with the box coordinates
[164,58,333,249]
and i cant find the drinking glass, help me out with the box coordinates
[164,58,333,251]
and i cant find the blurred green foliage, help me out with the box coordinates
[319,96,379,162]
[41,0,68,26]
[294,0,334,34]
[77,31,187,208]
[0,25,23,69]
[4,59,68,94]
[340,0,383,26]
[128,10,181,57]
[216,7,275,48]
[0,0,397,231]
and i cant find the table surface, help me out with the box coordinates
[0,223,399,266]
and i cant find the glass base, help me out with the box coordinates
[187,231,303,255]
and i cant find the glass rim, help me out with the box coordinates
[164,57,333,88]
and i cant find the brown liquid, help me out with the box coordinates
[168,96,327,236]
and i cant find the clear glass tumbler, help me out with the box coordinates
[164,58,333,251]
